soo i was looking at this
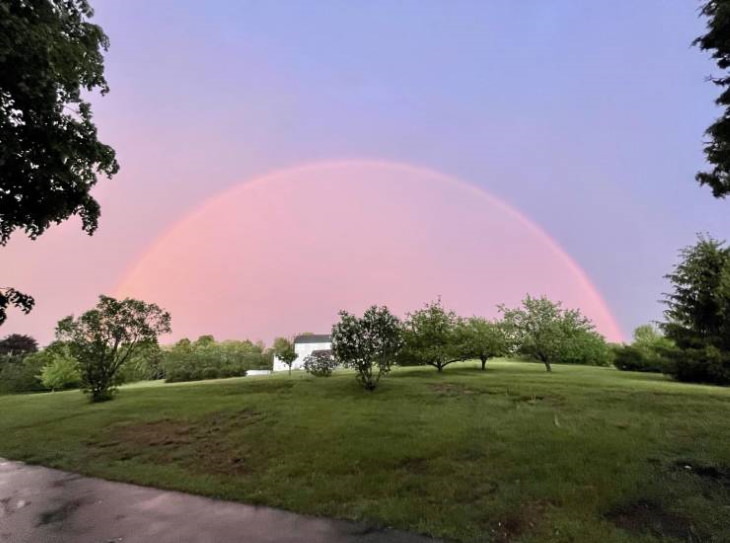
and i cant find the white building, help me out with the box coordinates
[273,334,332,372]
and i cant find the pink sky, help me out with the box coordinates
[114,161,623,343]
[5,2,724,344]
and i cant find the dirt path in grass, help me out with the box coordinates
[0,459,438,543]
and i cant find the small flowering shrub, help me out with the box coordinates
[303,350,337,377]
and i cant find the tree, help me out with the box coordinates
[456,317,510,371]
[331,305,402,390]
[37,345,82,391]
[399,299,462,372]
[273,337,298,376]
[0,289,35,326]
[0,333,38,358]
[661,234,730,384]
[662,234,730,348]
[0,0,118,323]
[694,1,730,197]
[499,295,595,372]
[56,296,171,402]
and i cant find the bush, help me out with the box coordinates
[613,345,666,373]
[0,355,46,393]
[303,350,337,377]
[558,331,612,367]
[162,337,269,383]
[613,325,673,373]
[663,346,730,385]
[39,355,82,391]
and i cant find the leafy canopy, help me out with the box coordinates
[455,317,510,370]
[273,337,298,375]
[331,305,402,390]
[694,1,730,197]
[56,296,171,402]
[399,299,462,372]
[0,333,38,357]
[0,0,118,324]
[499,295,596,372]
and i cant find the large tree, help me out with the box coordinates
[0,333,38,358]
[663,234,730,348]
[694,0,730,197]
[455,317,510,371]
[661,234,730,384]
[56,296,171,402]
[0,0,118,323]
[399,299,462,372]
[331,305,402,390]
[499,295,595,372]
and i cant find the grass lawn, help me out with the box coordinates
[1,360,729,542]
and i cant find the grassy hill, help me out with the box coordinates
[1,361,729,542]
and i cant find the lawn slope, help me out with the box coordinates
[1,361,729,542]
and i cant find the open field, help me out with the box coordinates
[1,361,729,542]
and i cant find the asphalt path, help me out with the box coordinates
[0,459,439,543]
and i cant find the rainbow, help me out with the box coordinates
[117,159,624,342]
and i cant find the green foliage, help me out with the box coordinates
[557,330,612,367]
[331,305,402,390]
[119,342,165,383]
[0,0,118,244]
[0,289,35,326]
[0,334,38,357]
[303,350,337,377]
[38,349,82,391]
[661,235,730,384]
[272,337,298,376]
[662,235,730,348]
[613,325,673,373]
[455,317,510,370]
[0,354,46,393]
[162,336,270,383]
[399,299,462,372]
[499,295,597,371]
[0,1,118,326]
[694,1,730,197]
[56,296,171,402]
[663,345,730,385]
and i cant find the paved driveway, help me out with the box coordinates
[0,460,438,543]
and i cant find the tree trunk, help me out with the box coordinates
[544,360,552,372]
[480,356,487,371]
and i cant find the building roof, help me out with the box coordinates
[294,334,331,344]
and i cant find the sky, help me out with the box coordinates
[4,0,729,345]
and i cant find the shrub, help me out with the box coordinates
[663,345,730,385]
[613,345,666,373]
[162,337,267,383]
[332,305,403,390]
[0,355,46,393]
[613,325,673,373]
[558,331,612,367]
[303,350,337,377]
[39,355,82,391]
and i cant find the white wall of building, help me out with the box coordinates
[273,341,331,372]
